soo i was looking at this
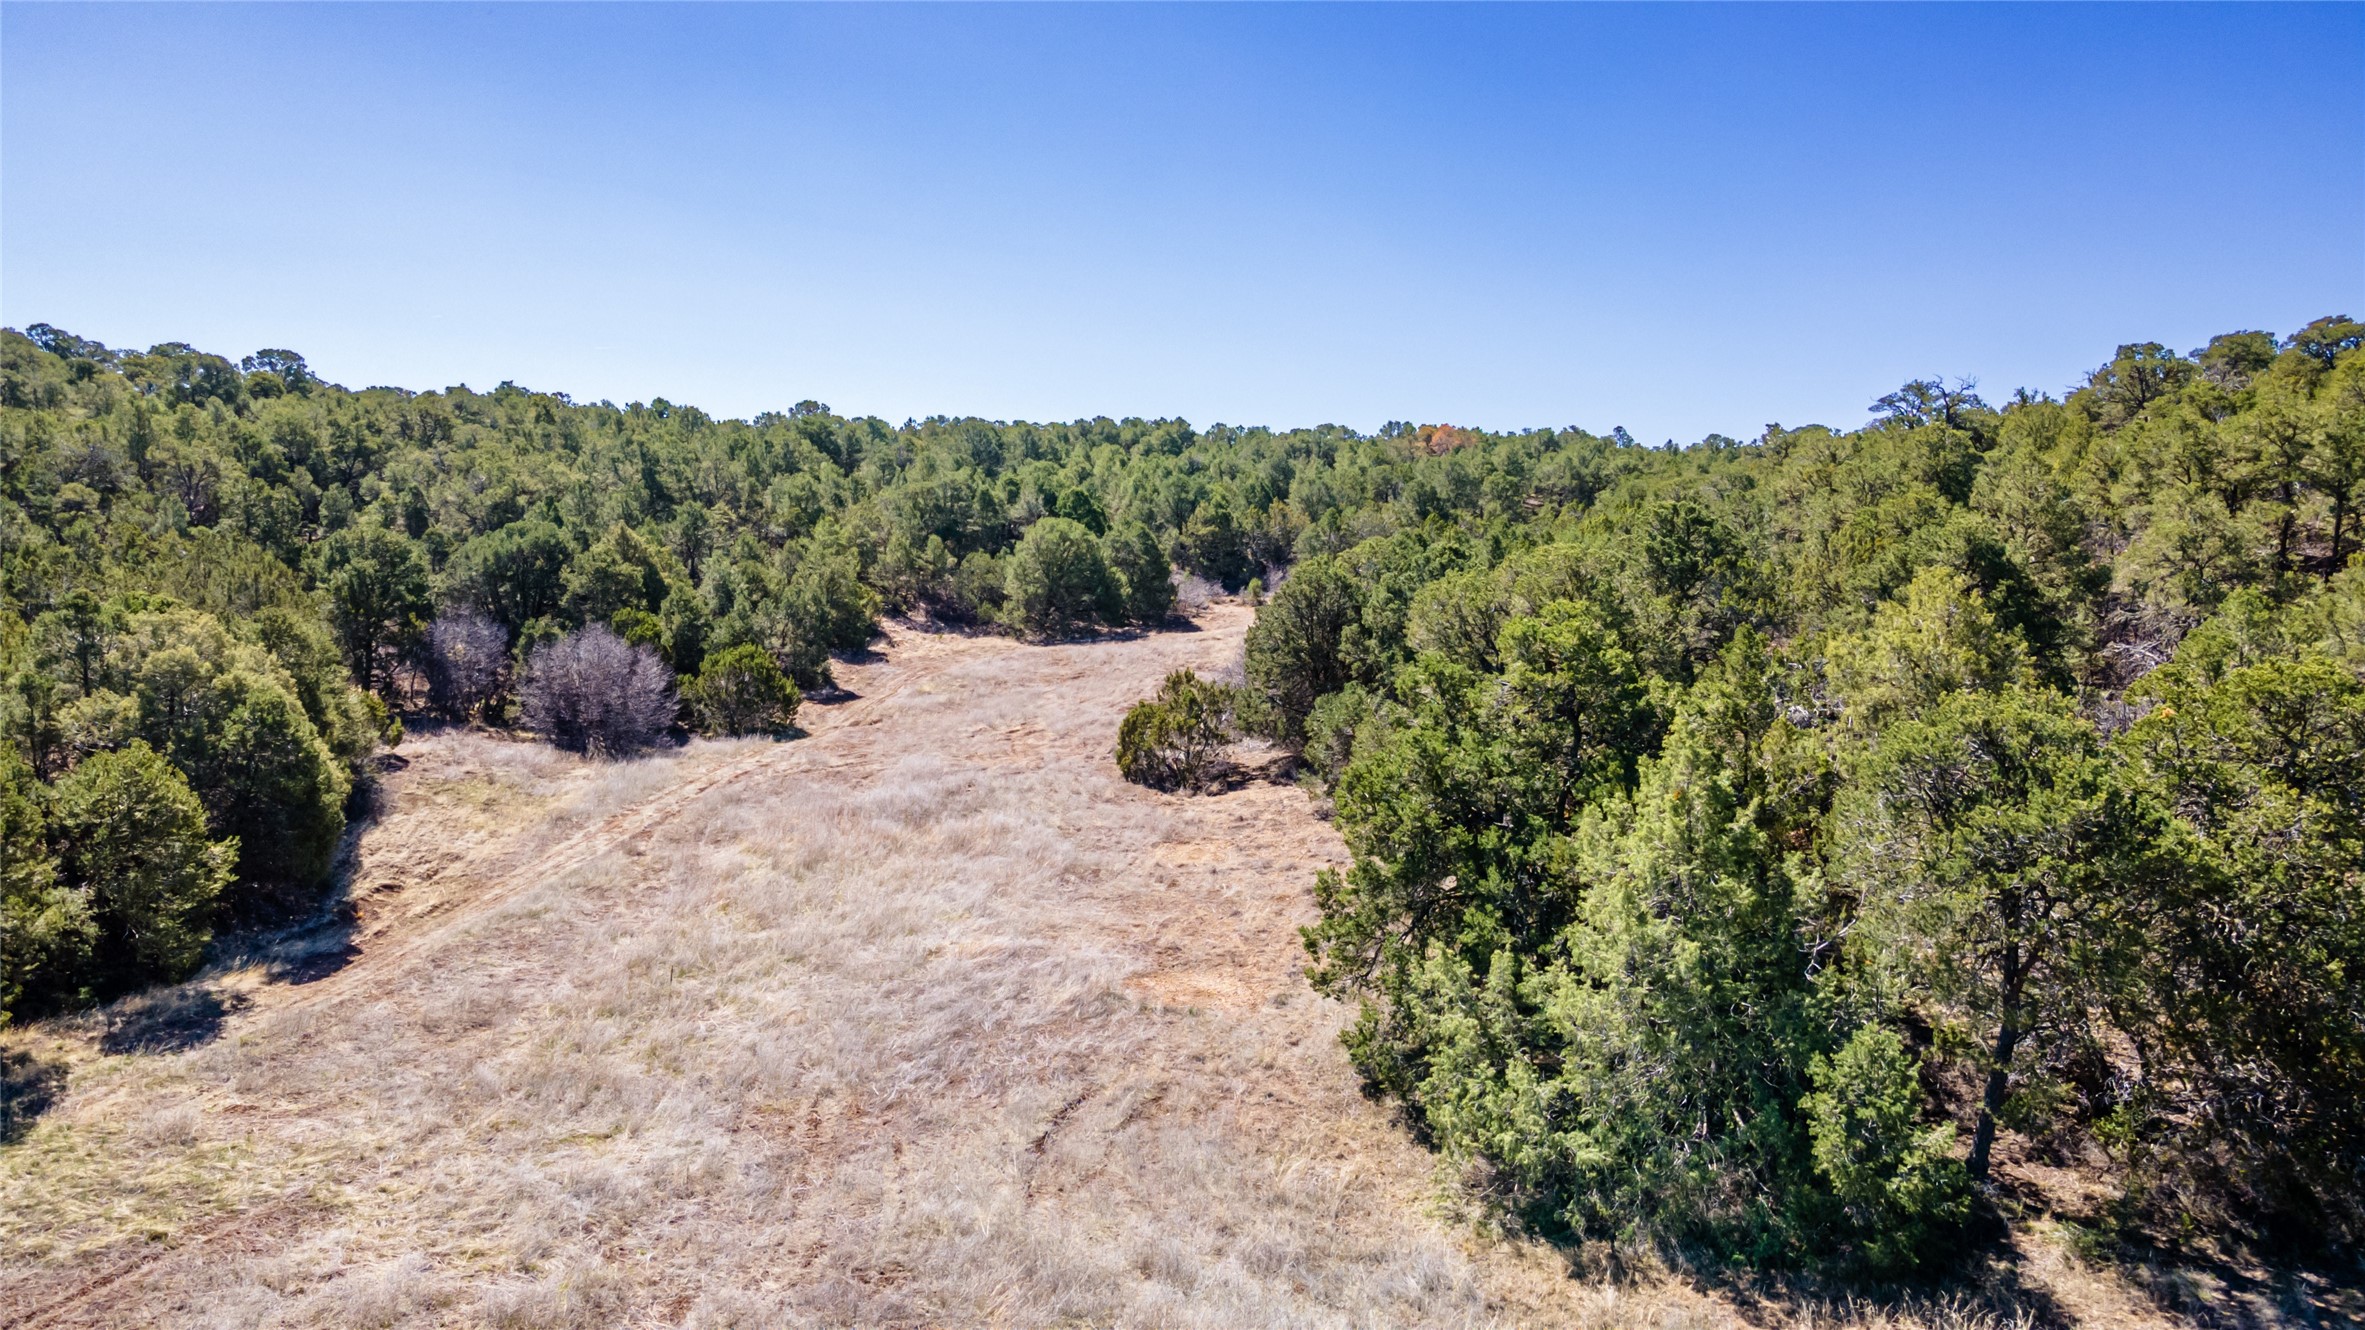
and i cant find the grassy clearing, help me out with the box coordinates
[0,611,2319,1328]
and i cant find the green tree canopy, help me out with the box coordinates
[1002,516,1119,637]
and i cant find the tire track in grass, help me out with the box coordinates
[11,626,966,1328]
[271,622,957,1016]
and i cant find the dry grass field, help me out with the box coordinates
[0,607,2323,1328]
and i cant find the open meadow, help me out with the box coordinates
[6,607,2316,1330]
[6,6,2360,1321]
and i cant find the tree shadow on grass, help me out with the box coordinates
[1196,745,1302,794]
[221,781,380,987]
[1697,1258,2071,1330]
[240,885,364,986]
[97,984,251,1055]
[2066,1223,2365,1330]
[1460,1177,2079,1330]
[1589,1205,2348,1330]
[266,934,361,985]
[0,1047,67,1143]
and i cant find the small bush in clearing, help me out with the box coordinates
[684,644,800,737]
[520,625,676,757]
[1115,670,1237,791]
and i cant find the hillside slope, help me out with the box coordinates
[1,610,2229,1329]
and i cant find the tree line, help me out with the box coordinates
[1116,317,2365,1271]
[6,315,2361,1273]
[0,319,1630,1020]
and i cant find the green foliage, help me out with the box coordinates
[49,742,235,992]
[874,529,956,614]
[612,606,663,650]
[1623,498,1766,678]
[685,644,800,736]
[113,611,352,895]
[775,540,881,685]
[1101,520,1174,625]
[951,550,1006,622]
[249,605,390,764]
[1823,566,2028,726]
[314,523,430,696]
[1494,600,1661,806]
[1179,500,1253,588]
[2115,591,2365,1234]
[1243,557,1361,743]
[1803,1026,1970,1272]
[658,582,710,674]
[443,519,573,638]
[1307,607,1657,999]
[1003,516,1120,637]
[0,743,85,1024]
[200,674,352,893]
[564,523,671,628]
[1300,682,1377,787]
[5,601,358,907]
[1839,688,2153,1182]
[1114,670,1235,790]
[1222,324,2365,1263]
[1406,567,1511,673]
[11,317,2365,1261]
[1311,635,1821,1257]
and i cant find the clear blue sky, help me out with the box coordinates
[4,3,2359,441]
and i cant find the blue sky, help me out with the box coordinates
[4,3,2359,441]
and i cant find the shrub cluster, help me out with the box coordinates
[425,610,509,721]
[2,741,235,1017]
[1183,321,2365,1269]
[999,517,1174,638]
[1,597,379,1016]
[682,643,800,736]
[1114,670,1237,790]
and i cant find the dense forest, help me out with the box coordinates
[1126,318,2365,1272]
[5,316,2362,1275]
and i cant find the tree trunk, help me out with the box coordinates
[2331,494,2349,583]
[1967,1017,2020,1182]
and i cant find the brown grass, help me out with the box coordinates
[0,608,2330,1328]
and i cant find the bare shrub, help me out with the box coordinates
[427,611,510,720]
[1172,571,1222,615]
[520,625,676,757]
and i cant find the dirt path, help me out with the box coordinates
[0,610,1699,1328]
